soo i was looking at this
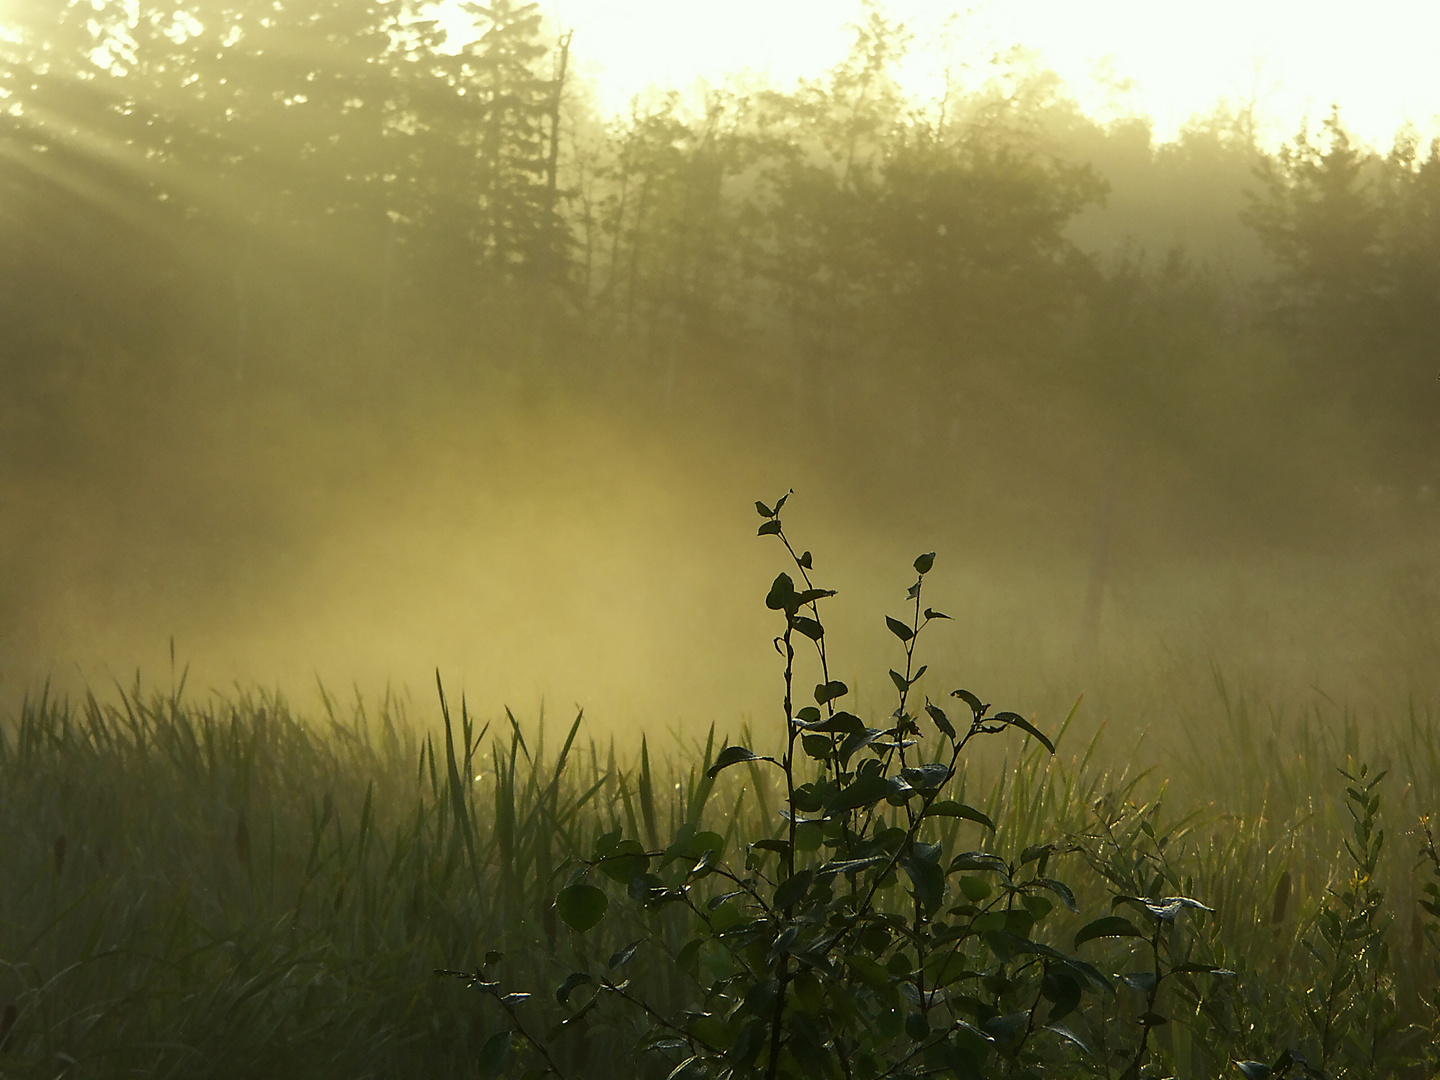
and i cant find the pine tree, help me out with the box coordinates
[444,0,567,283]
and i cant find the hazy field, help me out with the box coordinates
[4,641,1438,1077]
[4,457,1439,1075]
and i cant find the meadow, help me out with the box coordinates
[3,508,1438,1080]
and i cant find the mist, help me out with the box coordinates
[2,0,1438,747]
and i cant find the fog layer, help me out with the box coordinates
[2,2,1437,737]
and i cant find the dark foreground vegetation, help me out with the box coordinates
[3,500,1439,1079]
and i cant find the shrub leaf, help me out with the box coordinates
[1074,916,1142,948]
[708,745,759,777]
[555,883,608,933]
[478,1031,512,1080]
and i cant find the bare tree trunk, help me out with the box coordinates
[1080,458,1121,663]
[544,32,571,205]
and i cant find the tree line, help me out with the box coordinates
[2,0,1437,535]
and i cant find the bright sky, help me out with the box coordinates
[523,0,1440,147]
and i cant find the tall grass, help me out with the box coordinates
[1,665,1436,1077]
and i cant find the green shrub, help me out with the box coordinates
[453,496,1240,1080]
